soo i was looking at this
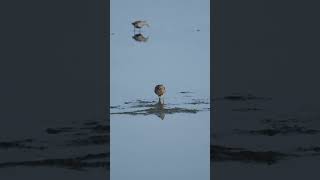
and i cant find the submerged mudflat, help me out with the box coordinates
[0,92,209,171]
[111,92,209,120]
[0,118,109,171]
[212,93,320,166]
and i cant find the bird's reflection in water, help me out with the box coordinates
[153,100,165,120]
[132,33,149,42]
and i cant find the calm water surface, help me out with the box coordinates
[111,0,210,179]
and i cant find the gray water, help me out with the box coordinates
[110,0,210,179]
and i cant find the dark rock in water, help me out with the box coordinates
[73,132,89,136]
[81,125,109,134]
[0,153,109,170]
[223,95,249,101]
[122,100,157,108]
[231,107,263,112]
[215,94,272,101]
[186,99,210,105]
[211,145,294,164]
[179,91,193,94]
[46,127,74,134]
[297,146,320,152]
[70,135,109,146]
[261,117,304,125]
[235,125,320,136]
[83,121,99,126]
[0,139,46,150]
[110,105,121,109]
[91,125,109,133]
[136,100,154,103]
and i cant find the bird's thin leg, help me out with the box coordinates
[159,97,164,105]
[158,97,161,104]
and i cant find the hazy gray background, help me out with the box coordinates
[0,0,106,139]
[213,0,320,179]
[0,1,107,179]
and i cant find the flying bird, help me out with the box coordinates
[132,20,150,28]
[132,20,149,33]
[154,84,166,104]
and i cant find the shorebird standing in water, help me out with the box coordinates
[154,84,166,104]
[132,20,149,33]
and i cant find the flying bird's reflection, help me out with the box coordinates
[132,33,149,42]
